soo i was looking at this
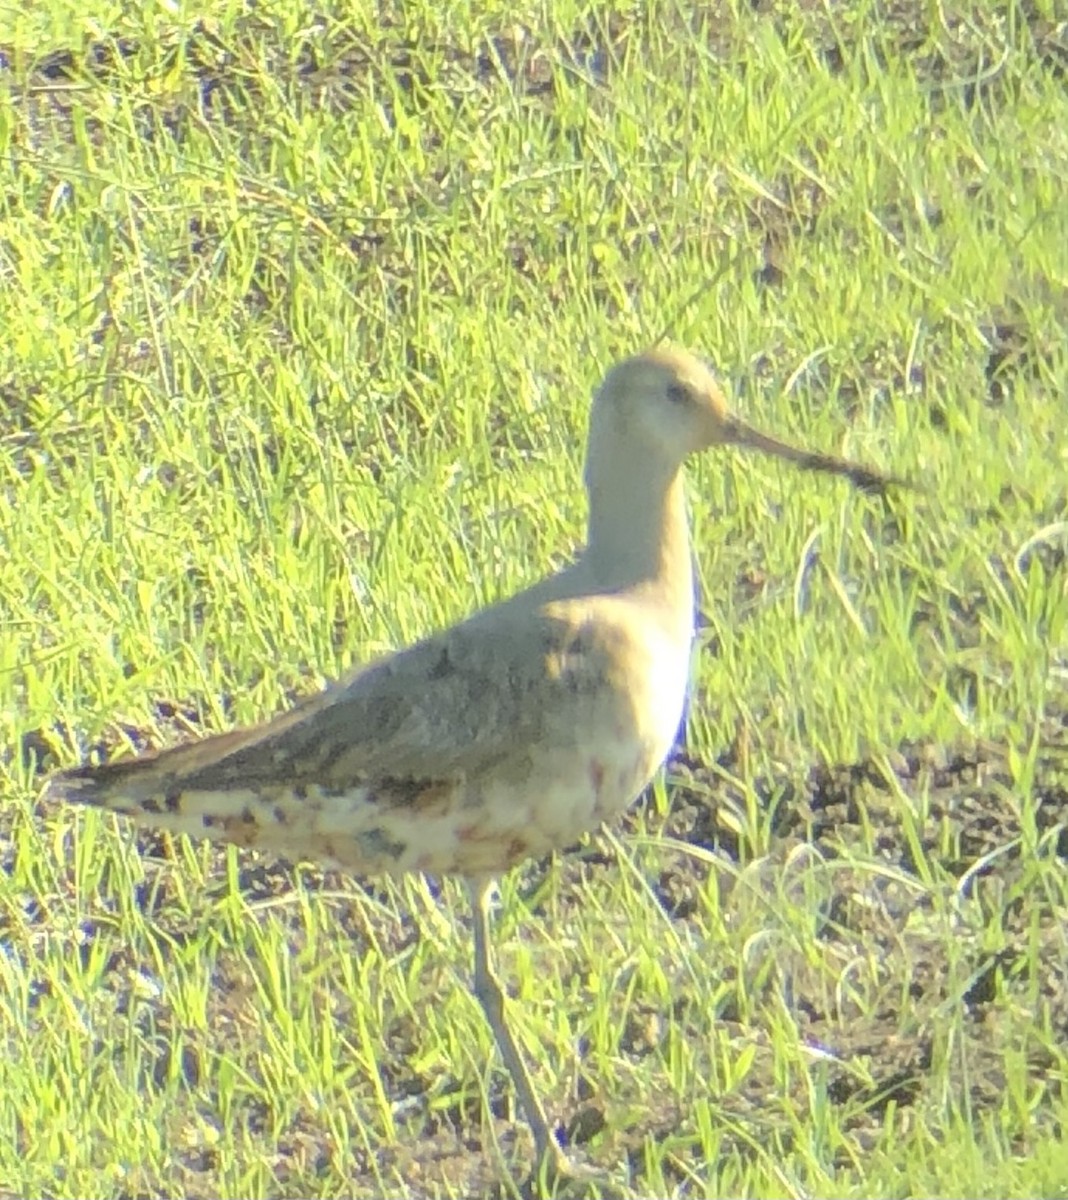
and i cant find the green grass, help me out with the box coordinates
[2,0,1067,1196]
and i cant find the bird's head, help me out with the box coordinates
[588,346,909,493]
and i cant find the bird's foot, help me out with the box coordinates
[520,1138,608,1198]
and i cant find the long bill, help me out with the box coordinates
[724,416,913,495]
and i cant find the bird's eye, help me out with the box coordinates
[666,382,691,404]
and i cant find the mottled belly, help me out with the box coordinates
[248,739,653,880]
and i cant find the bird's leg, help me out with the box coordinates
[467,877,571,1180]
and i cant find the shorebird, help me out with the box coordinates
[46,347,905,1182]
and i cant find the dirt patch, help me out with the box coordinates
[628,726,1068,1155]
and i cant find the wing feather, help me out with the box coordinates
[48,599,623,810]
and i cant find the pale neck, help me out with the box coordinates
[582,439,695,633]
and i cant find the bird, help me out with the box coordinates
[45,347,907,1183]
